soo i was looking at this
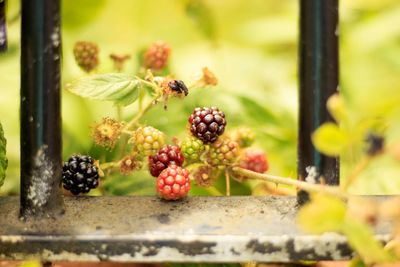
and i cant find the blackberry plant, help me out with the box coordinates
[66,40,277,199]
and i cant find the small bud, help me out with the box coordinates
[365,132,385,156]
[110,53,131,72]
[201,67,218,86]
[327,93,346,122]
[91,118,124,149]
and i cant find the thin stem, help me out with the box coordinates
[342,156,372,190]
[123,95,159,130]
[231,167,347,199]
[225,170,231,196]
[122,129,134,135]
[116,106,123,121]
[100,161,119,171]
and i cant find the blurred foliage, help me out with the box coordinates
[297,194,395,264]
[0,122,7,187]
[0,0,400,196]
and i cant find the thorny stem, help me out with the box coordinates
[231,167,347,199]
[225,171,231,196]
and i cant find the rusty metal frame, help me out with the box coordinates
[0,0,393,263]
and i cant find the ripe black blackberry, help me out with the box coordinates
[62,155,100,195]
[188,107,226,143]
[148,145,184,177]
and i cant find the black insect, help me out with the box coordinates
[168,80,188,96]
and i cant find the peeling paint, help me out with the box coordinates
[26,146,53,208]
[0,236,24,243]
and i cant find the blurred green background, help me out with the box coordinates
[1,0,400,195]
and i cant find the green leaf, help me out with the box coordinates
[298,194,394,264]
[342,218,395,264]
[0,122,8,188]
[312,122,347,156]
[66,73,142,106]
[297,193,346,234]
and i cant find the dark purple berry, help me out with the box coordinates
[188,107,227,143]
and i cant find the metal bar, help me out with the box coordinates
[0,196,392,262]
[20,0,64,218]
[0,0,7,52]
[298,0,340,203]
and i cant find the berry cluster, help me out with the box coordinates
[68,40,271,201]
[62,155,99,195]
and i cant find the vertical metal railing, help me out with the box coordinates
[298,0,340,203]
[0,0,7,52]
[20,0,64,219]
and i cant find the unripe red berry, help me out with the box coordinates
[156,165,190,200]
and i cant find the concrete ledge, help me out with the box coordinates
[0,196,391,262]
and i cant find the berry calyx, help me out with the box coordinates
[207,137,239,166]
[91,117,124,149]
[120,154,142,175]
[193,165,215,188]
[143,41,171,70]
[156,165,190,200]
[181,138,206,163]
[239,149,269,173]
[148,145,184,177]
[62,155,99,195]
[73,41,99,73]
[188,107,226,144]
[130,126,165,156]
